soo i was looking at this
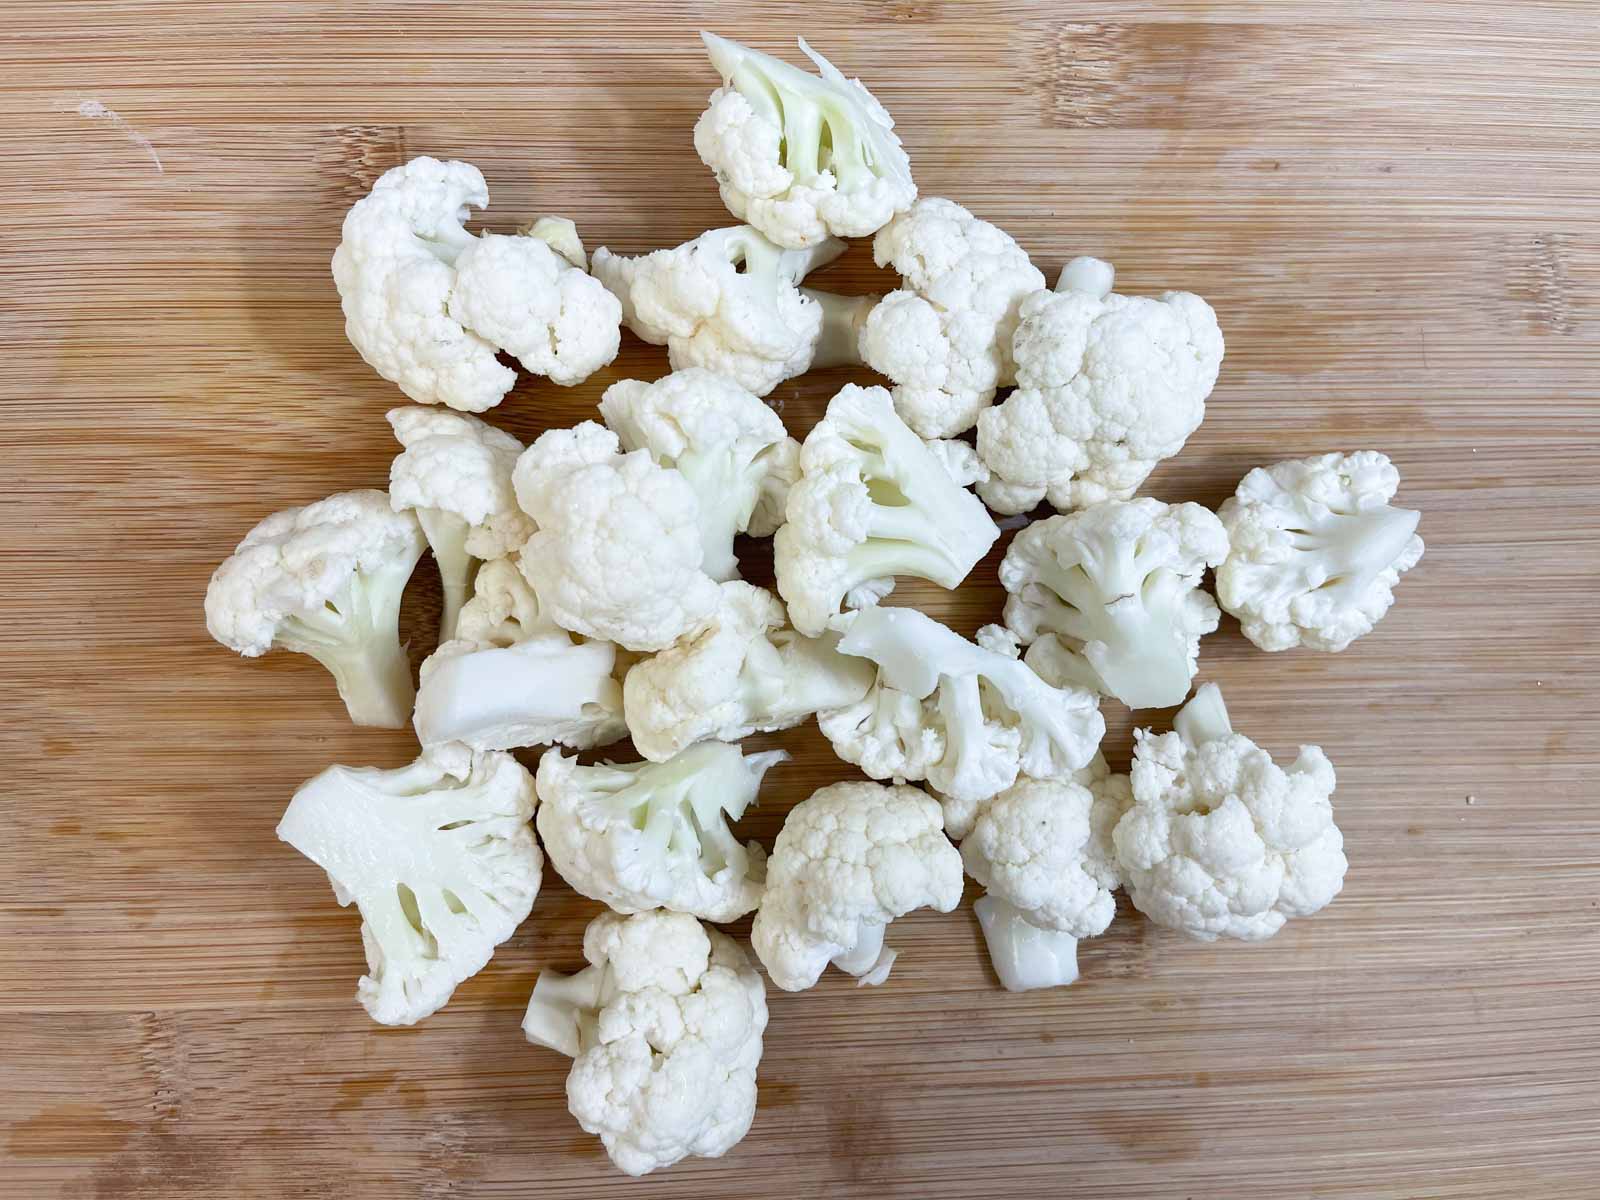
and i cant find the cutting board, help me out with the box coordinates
[5,2,1597,1196]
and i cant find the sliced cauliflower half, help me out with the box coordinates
[537,741,786,922]
[860,197,1047,438]
[1115,683,1348,942]
[821,606,1105,811]
[522,910,767,1177]
[204,489,424,728]
[512,422,721,652]
[623,581,875,762]
[775,383,999,636]
[1001,498,1230,709]
[751,781,962,991]
[277,746,541,1025]
[331,157,619,411]
[693,33,915,249]
[1216,450,1424,652]
[599,369,799,582]
[592,224,864,397]
[976,257,1224,513]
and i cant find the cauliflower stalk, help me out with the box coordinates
[624,581,875,762]
[860,197,1047,438]
[522,910,767,1177]
[751,781,963,991]
[386,406,533,639]
[1115,683,1348,941]
[693,33,915,249]
[536,741,787,922]
[204,489,424,728]
[1001,498,1230,709]
[277,746,541,1025]
[977,257,1224,514]
[331,156,619,412]
[1217,450,1424,652]
[599,369,799,582]
[821,606,1105,810]
[775,384,999,636]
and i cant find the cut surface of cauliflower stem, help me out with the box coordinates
[693,33,916,249]
[332,156,619,411]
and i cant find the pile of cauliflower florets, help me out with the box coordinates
[205,33,1425,1178]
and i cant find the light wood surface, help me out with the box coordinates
[4,2,1598,1196]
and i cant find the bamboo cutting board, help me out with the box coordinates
[4,2,1598,1196]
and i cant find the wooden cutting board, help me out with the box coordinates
[4,2,1597,1196]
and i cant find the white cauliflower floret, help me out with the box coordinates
[592,225,864,396]
[623,581,875,762]
[599,369,799,581]
[204,489,424,728]
[751,781,962,991]
[277,746,540,1025]
[977,257,1224,513]
[386,406,533,638]
[775,384,999,636]
[1001,498,1230,709]
[1114,683,1348,942]
[860,197,1046,438]
[522,910,767,1177]
[1217,450,1424,652]
[512,422,720,652]
[536,741,786,922]
[453,554,560,645]
[331,157,618,411]
[693,33,915,249]
[821,605,1105,810]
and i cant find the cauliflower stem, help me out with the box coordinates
[974,895,1081,993]
[804,289,875,369]
[413,507,474,640]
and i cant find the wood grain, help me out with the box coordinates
[3,1,1598,1196]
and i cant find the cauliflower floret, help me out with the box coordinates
[1001,498,1230,709]
[623,581,875,762]
[1216,450,1424,652]
[522,910,767,1177]
[693,34,915,249]
[1114,683,1348,942]
[277,746,540,1025]
[592,225,861,397]
[751,781,963,991]
[386,406,533,638]
[453,554,560,645]
[512,422,720,652]
[860,197,1047,438]
[204,489,424,728]
[976,257,1224,513]
[599,369,800,581]
[536,741,786,922]
[331,157,618,411]
[820,606,1105,810]
[775,384,999,636]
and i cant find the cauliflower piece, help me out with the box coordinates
[453,554,560,645]
[277,746,540,1025]
[821,606,1105,810]
[522,910,767,1177]
[599,369,799,582]
[386,406,533,639]
[592,224,865,396]
[1115,683,1348,942]
[860,197,1047,438]
[751,781,962,991]
[775,384,999,636]
[331,157,619,411]
[536,741,786,922]
[204,489,424,728]
[693,33,915,249]
[976,257,1224,513]
[623,581,875,762]
[1001,498,1230,709]
[512,422,720,652]
[1216,450,1424,652]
